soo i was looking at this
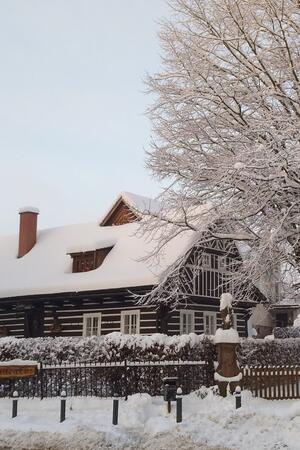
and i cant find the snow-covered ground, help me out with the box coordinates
[0,391,299,449]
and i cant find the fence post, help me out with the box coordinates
[234,386,241,409]
[60,390,66,423]
[176,387,182,423]
[40,362,44,400]
[124,359,128,401]
[112,394,119,425]
[12,391,19,418]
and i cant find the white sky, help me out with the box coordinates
[0,0,170,235]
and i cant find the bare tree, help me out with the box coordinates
[142,0,300,304]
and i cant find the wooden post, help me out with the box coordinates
[214,294,242,397]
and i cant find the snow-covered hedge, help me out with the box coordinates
[273,327,300,339]
[0,333,216,364]
[238,338,300,366]
[0,333,299,367]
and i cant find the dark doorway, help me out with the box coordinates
[24,305,44,337]
[276,313,288,328]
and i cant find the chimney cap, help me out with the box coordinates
[19,207,39,215]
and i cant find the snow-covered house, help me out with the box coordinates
[0,192,261,338]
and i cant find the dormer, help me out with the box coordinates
[68,247,113,273]
[100,196,138,226]
[100,192,159,227]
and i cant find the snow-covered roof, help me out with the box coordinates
[0,193,193,299]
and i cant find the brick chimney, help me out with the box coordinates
[18,207,39,258]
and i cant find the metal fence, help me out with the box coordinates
[0,360,214,399]
[242,365,300,400]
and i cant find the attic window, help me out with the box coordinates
[69,247,113,273]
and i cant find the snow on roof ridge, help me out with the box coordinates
[19,206,39,214]
[99,191,162,225]
[121,191,161,213]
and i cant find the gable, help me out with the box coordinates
[100,192,162,227]
[101,198,138,226]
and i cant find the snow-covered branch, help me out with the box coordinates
[139,0,300,304]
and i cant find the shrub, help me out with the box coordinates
[0,332,216,364]
[238,338,300,366]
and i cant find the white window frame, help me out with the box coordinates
[121,309,140,334]
[203,312,217,335]
[82,312,102,337]
[219,255,227,271]
[180,310,195,335]
[233,313,238,330]
[202,253,211,268]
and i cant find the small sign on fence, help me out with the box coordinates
[0,360,38,379]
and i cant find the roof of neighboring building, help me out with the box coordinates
[0,193,194,299]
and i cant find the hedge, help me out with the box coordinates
[0,333,299,367]
[238,338,300,366]
[0,333,216,364]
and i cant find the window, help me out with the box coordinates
[69,247,113,273]
[202,253,211,268]
[233,313,238,330]
[219,256,227,271]
[180,310,195,334]
[83,313,101,337]
[121,310,140,334]
[203,312,217,335]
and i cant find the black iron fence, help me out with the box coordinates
[0,360,214,399]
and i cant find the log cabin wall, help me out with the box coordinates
[0,291,251,339]
[43,298,157,336]
[167,299,249,337]
[0,310,25,337]
[0,287,158,338]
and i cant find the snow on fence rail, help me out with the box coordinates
[242,365,300,400]
[41,360,207,369]
[0,359,213,399]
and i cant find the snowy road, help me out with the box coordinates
[0,429,229,450]
[0,391,299,449]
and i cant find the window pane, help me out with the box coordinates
[124,315,130,334]
[86,317,92,336]
[84,315,101,337]
[92,317,98,335]
[122,311,139,334]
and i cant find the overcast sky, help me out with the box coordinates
[0,0,170,235]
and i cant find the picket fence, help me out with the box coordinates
[242,365,300,400]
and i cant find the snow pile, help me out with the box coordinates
[0,392,299,450]
[214,328,240,344]
[219,293,233,311]
[293,313,300,327]
[214,372,242,383]
[0,333,216,364]
[0,359,38,366]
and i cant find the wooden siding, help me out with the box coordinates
[0,311,25,337]
[101,199,138,226]
[168,300,248,337]
[43,299,157,336]
[0,279,251,338]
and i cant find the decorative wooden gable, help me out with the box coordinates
[179,239,239,299]
[100,197,138,226]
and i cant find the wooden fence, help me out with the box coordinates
[242,365,300,400]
